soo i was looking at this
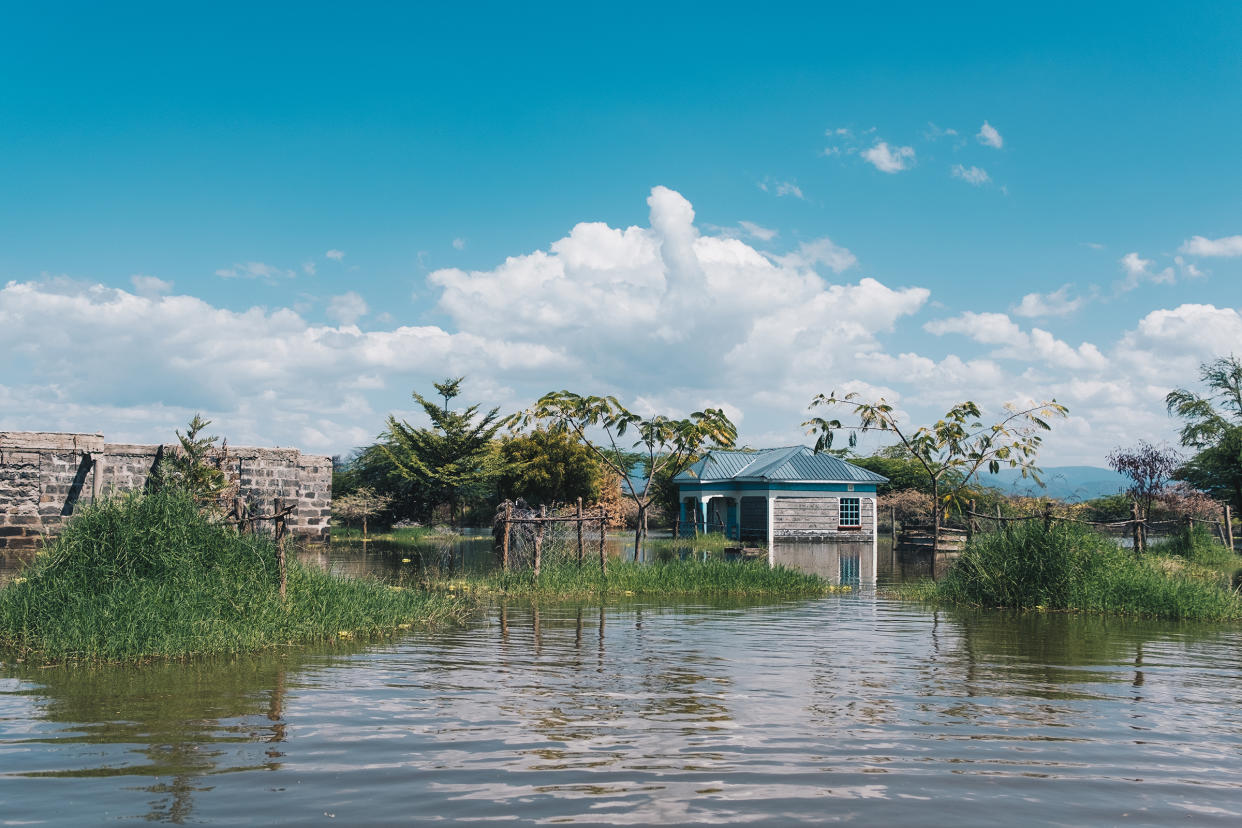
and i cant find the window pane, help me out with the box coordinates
[840,497,860,527]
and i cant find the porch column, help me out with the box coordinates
[678,499,687,538]
[700,496,714,533]
[766,495,775,568]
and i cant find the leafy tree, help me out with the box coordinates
[1106,440,1181,517]
[522,391,737,556]
[152,414,234,509]
[1167,356,1242,511]
[804,393,1067,549]
[383,378,507,526]
[332,486,394,539]
[496,427,604,506]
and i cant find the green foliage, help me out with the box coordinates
[440,559,828,600]
[151,414,232,506]
[1168,356,1242,511]
[1150,523,1238,569]
[332,486,395,536]
[0,487,473,662]
[915,521,1241,621]
[496,427,603,506]
[1081,492,1135,522]
[804,393,1067,519]
[384,377,508,524]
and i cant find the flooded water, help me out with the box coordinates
[4,543,1242,824]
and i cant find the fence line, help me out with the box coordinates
[494,499,608,576]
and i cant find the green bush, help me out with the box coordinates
[0,487,472,662]
[927,520,1241,621]
[1150,523,1238,569]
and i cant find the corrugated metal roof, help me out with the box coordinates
[675,446,888,484]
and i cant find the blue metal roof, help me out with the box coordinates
[675,446,888,484]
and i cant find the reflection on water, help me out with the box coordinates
[5,586,1242,825]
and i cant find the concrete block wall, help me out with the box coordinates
[771,495,875,541]
[0,431,332,550]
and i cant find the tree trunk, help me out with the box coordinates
[634,503,645,561]
[931,479,940,574]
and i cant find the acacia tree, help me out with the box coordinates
[383,378,506,525]
[1167,356,1242,510]
[522,391,737,557]
[332,486,394,539]
[803,393,1068,548]
[1106,441,1182,518]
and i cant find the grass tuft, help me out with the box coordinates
[888,521,1241,621]
[0,488,474,663]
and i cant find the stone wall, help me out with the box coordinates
[0,431,332,550]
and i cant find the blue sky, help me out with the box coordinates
[2,2,1240,464]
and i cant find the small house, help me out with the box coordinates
[674,446,888,585]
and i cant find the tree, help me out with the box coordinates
[496,427,604,507]
[803,393,1067,549]
[522,391,737,557]
[332,486,394,539]
[1167,356,1242,511]
[1106,441,1181,517]
[383,378,507,525]
[152,414,234,509]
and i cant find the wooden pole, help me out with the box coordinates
[576,497,584,568]
[501,502,511,571]
[967,499,977,542]
[1226,504,1235,552]
[598,507,607,578]
[534,505,546,576]
[1131,501,1142,556]
[274,497,287,600]
[995,503,1002,531]
[1043,502,1053,532]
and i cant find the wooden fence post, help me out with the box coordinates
[1131,501,1142,555]
[598,508,607,579]
[1043,502,1053,532]
[533,505,546,577]
[501,502,511,572]
[1225,504,1235,552]
[995,503,1002,531]
[274,497,287,600]
[967,499,977,542]
[576,497,584,568]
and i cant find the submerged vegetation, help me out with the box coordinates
[426,558,833,601]
[0,488,473,663]
[894,521,1241,621]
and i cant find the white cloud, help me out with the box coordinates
[924,311,1107,371]
[771,237,857,273]
[951,164,991,185]
[214,262,296,280]
[758,178,805,199]
[1179,235,1242,257]
[1119,251,1174,290]
[452,237,466,250]
[130,274,172,296]
[327,291,368,325]
[325,249,345,261]
[861,142,915,173]
[737,221,778,241]
[977,121,1003,148]
[1012,285,1084,318]
[302,261,317,275]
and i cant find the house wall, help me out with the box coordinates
[0,431,332,550]
[771,495,874,540]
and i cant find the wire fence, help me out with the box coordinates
[493,499,608,575]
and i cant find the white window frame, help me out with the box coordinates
[839,496,861,529]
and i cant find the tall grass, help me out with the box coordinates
[901,521,1242,621]
[428,558,831,600]
[0,488,473,663]
[1150,523,1239,569]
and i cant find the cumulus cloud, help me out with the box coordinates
[325,249,346,261]
[1012,285,1085,318]
[924,311,1107,371]
[1179,235,1242,257]
[861,142,915,173]
[215,262,296,280]
[977,121,1003,148]
[771,237,857,273]
[951,164,991,185]
[130,274,172,297]
[737,221,778,241]
[1119,251,1174,290]
[327,291,368,325]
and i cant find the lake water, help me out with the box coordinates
[3,539,1242,824]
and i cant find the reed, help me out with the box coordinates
[0,488,474,663]
[891,520,1242,621]
[427,558,833,600]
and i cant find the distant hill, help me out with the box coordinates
[973,466,1128,502]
